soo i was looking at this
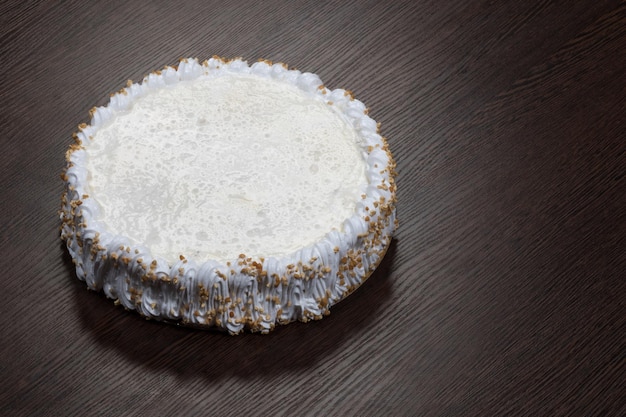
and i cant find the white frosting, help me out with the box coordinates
[61,58,397,334]
[86,74,367,262]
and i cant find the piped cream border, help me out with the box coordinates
[60,57,397,334]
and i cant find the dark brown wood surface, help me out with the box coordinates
[1,1,624,415]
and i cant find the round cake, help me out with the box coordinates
[60,57,397,334]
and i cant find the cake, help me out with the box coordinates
[60,57,397,334]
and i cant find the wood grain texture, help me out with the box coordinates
[1,0,624,415]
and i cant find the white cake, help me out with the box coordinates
[60,57,397,334]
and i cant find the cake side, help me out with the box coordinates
[60,57,397,334]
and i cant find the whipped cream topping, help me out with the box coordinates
[61,57,397,334]
[86,74,367,262]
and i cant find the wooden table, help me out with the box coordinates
[1,1,624,415]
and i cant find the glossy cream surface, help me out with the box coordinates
[86,74,367,262]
